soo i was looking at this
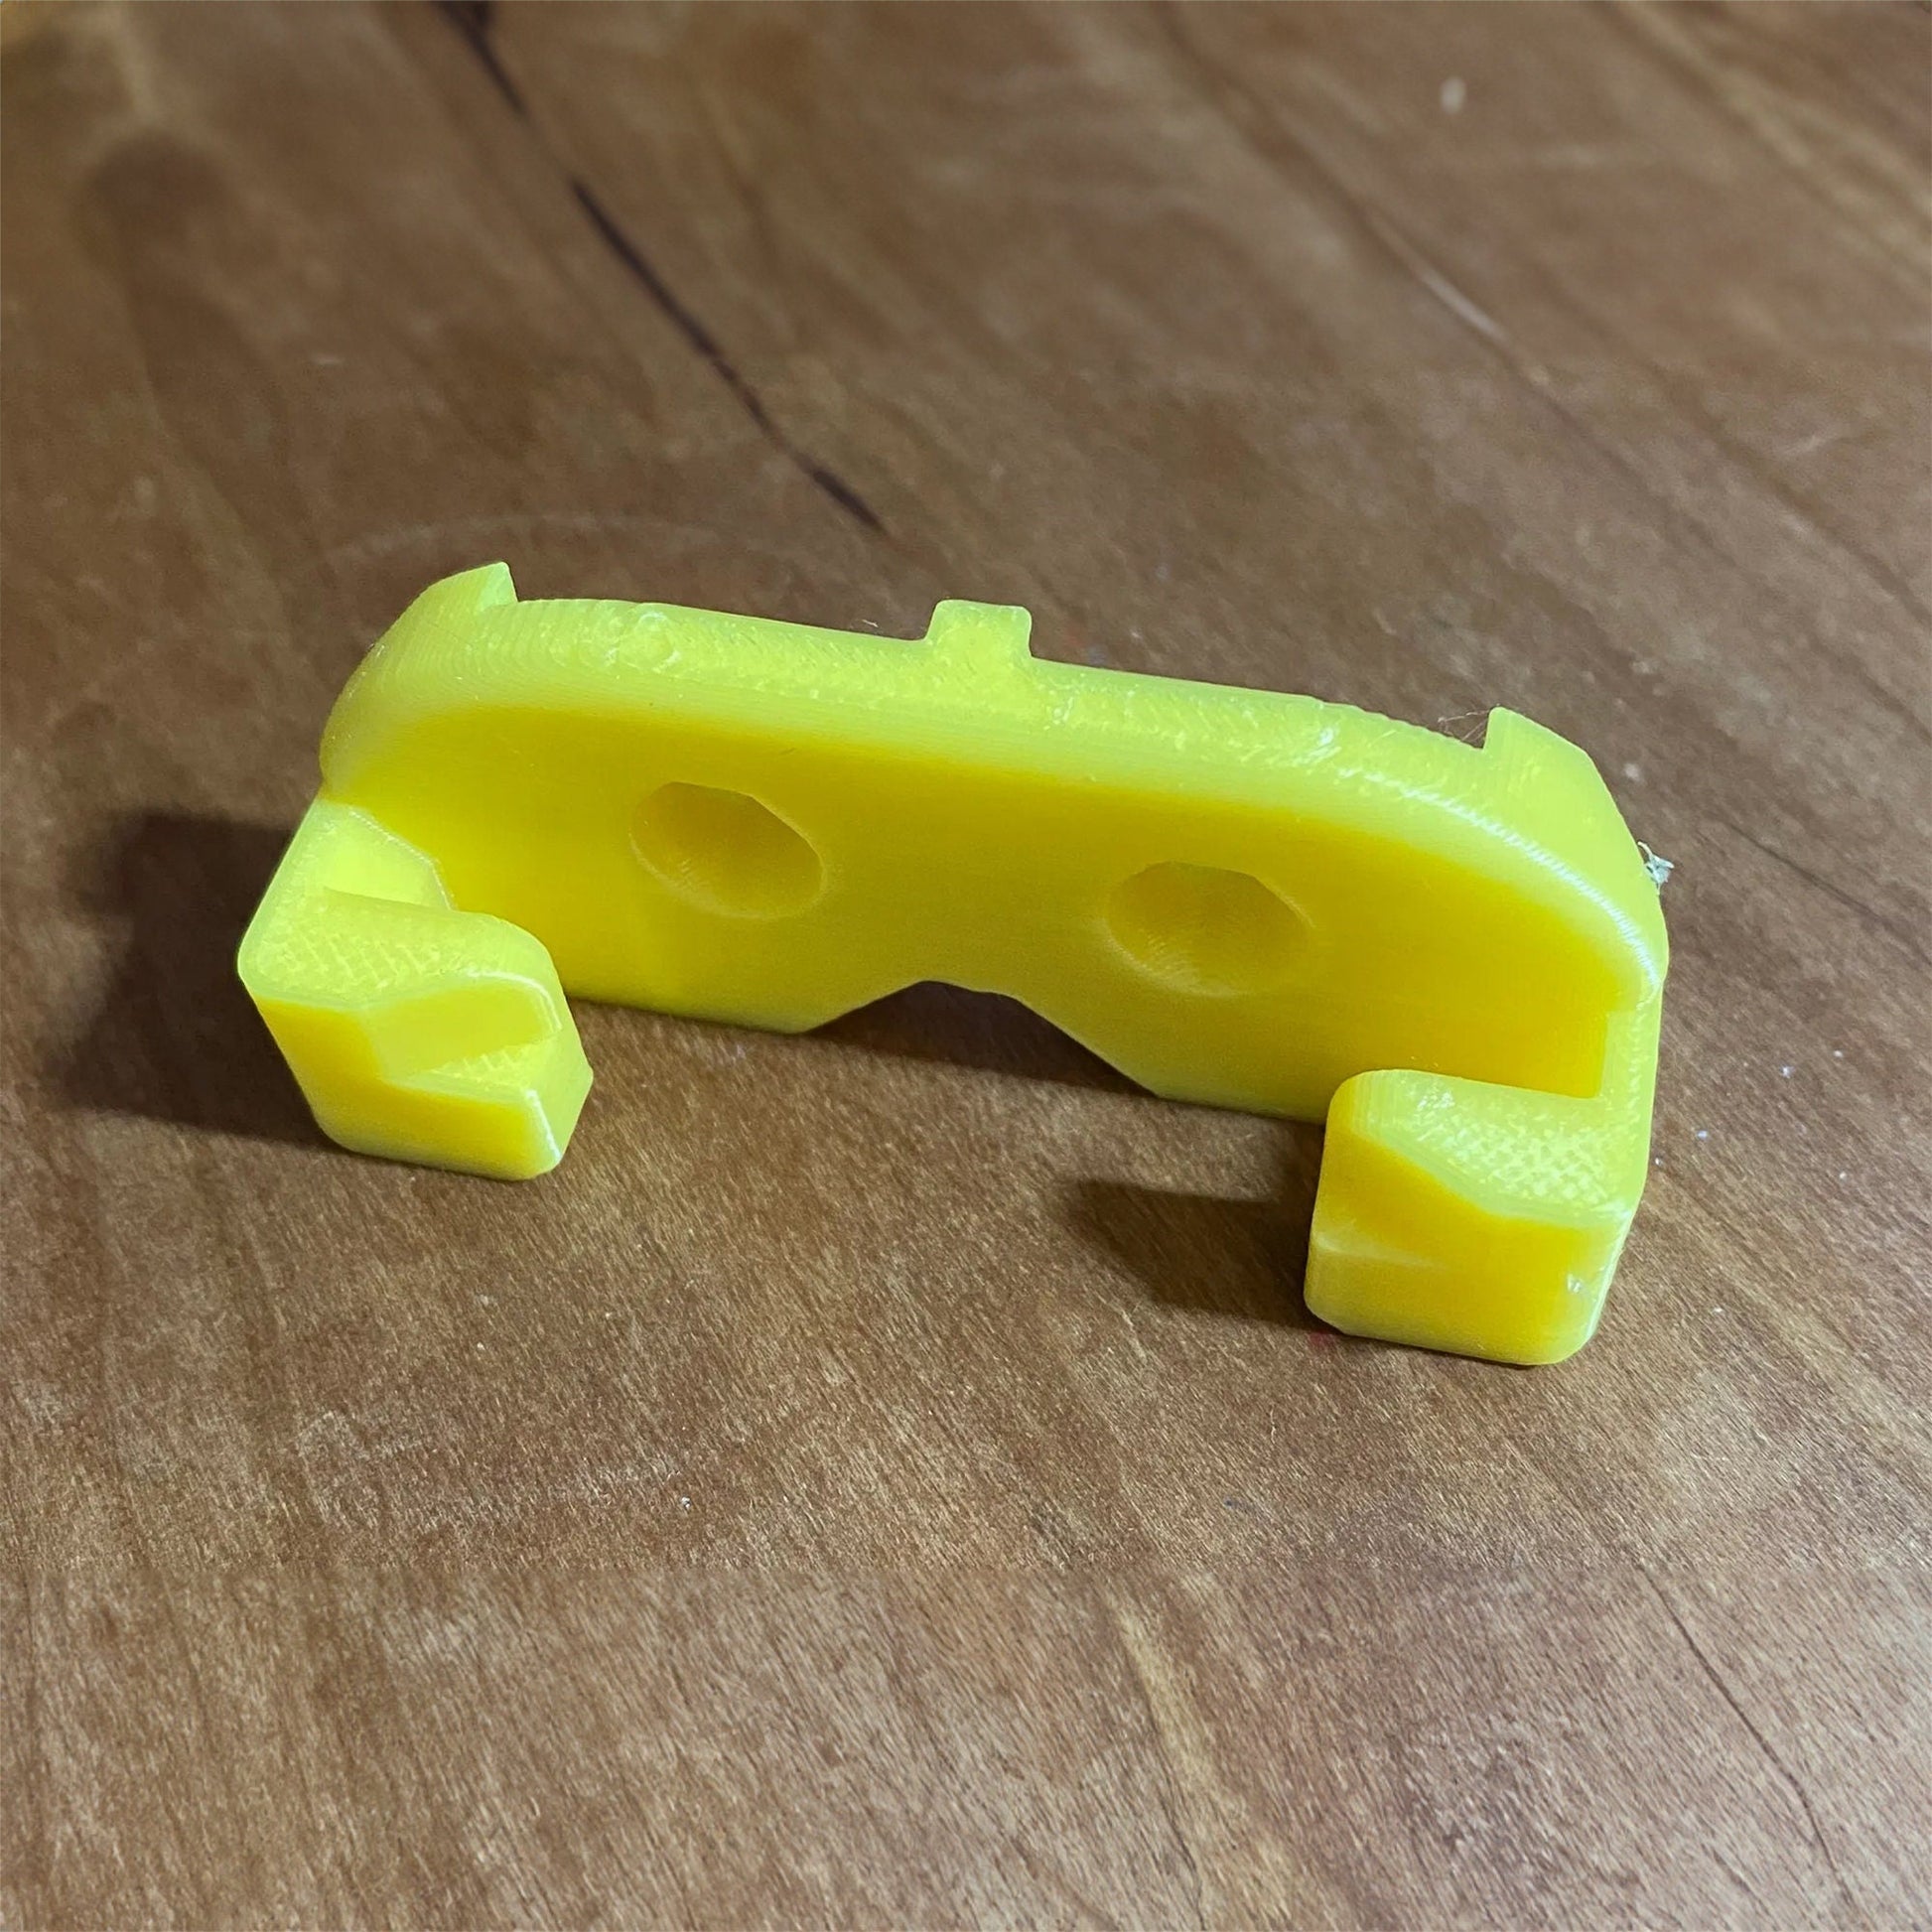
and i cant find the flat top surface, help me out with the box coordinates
[3,4,1927,1926]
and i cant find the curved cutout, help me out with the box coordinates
[632,782,823,919]
[1105,862,1306,997]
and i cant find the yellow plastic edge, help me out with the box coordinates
[239,563,1668,1361]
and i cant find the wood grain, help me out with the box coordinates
[3,3,1928,1925]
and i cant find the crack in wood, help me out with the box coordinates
[437,0,887,537]
[436,0,527,118]
[1643,1571,1857,1917]
[1715,812,1929,968]
[565,178,885,535]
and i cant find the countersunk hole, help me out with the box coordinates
[1105,862,1305,997]
[632,782,823,918]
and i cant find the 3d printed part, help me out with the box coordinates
[239,565,1667,1363]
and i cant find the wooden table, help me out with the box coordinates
[4,4,1927,1924]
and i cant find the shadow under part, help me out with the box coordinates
[1064,1122,1329,1331]
[60,810,319,1148]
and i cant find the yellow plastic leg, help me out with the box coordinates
[239,563,1667,1361]
[239,791,590,1179]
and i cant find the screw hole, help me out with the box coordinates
[632,782,822,919]
[1105,862,1304,996]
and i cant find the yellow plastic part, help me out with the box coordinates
[239,564,1667,1364]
